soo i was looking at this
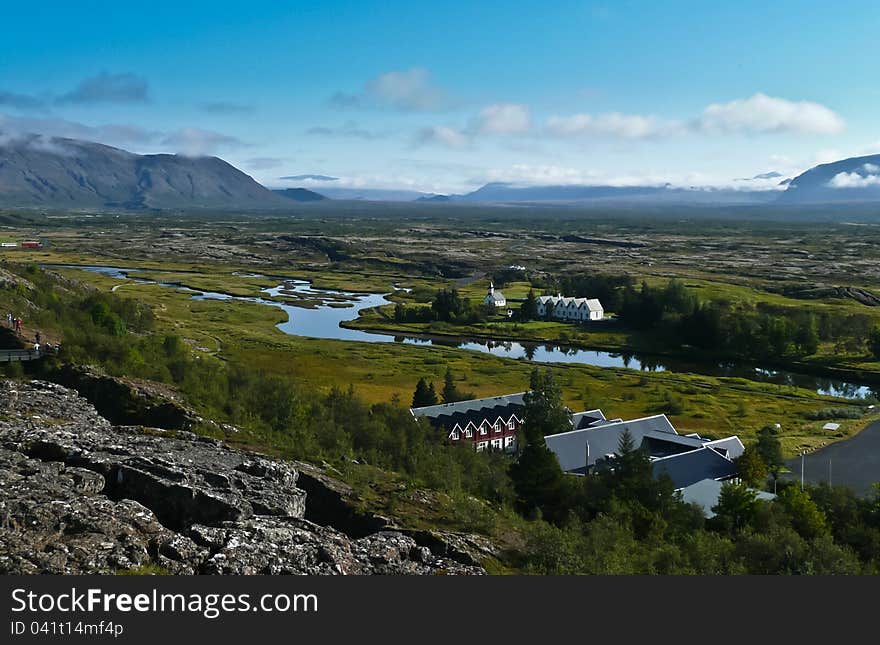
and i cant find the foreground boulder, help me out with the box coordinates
[0,380,483,575]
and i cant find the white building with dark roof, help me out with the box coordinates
[537,294,603,321]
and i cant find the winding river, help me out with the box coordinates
[66,265,877,400]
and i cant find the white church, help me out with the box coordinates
[537,294,604,322]
[483,282,507,308]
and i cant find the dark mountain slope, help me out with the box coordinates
[780,154,880,203]
[0,135,291,209]
[273,187,328,202]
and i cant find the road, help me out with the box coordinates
[784,420,880,497]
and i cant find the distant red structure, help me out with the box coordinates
[21,241,42,249]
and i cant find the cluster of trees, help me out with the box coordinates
[393,287,494,325]
[508,368,880,573]
[411,367,476,407]
[870,327,880,360]
[525,271,880,361]
[616,279,854,360]
[544,273,635,314]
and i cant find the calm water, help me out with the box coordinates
[65,265,877,400]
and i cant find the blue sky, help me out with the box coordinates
[1,1,877,193]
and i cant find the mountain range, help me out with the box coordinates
[0,135,320,209]
[778,154,880,203]
[3,133,880,209]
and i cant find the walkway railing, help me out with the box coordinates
[0,349,42,363]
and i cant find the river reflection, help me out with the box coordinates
[64,265,878,400]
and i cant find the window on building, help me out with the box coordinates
[480,424,487,435]
[491,439,502,449]
[507,420,515,430]
[494,421,502,432]
[450,430,459,440]
[464,427,473,438]
[476,441,488,452]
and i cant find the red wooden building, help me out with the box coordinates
[410,393,525,452]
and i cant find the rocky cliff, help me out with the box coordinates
[0,380,484,575]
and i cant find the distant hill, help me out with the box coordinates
[456,182,778,205]
[415,194,451,202]
[279,174,339,182]
[780,154,880,203]
[0,135,292,209]
[273,188,328,202]
[313,187,434,201]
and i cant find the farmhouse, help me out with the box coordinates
[483,282,506,308]
[411,393,525,452]
[537,294,603,321]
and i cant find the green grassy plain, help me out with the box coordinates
[42,263,879,456]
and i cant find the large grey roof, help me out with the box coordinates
[651,447,737,489]
[544,414,678,473]
[703,436,745,460]
[571,409,607,429]
[681,478,776,517]
[641,430,708,457]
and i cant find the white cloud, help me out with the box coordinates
[829,172,880,189]
[696,93,845,135]
[330,68,449,111]
[306,121,386,140]
[479,164,671,187]
[0,112,157,149]
[416,125,469,148]
[546,112,675,139]
[161,128,247,156]
[541,93,844,142]
[474,103,531,134]
[863,163,880,173]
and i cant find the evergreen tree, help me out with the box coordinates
[794,315,820,356]
[412,377,438,408]
[869,327,880,360]
[521,368,572,437]
[442,367,460,403]
[755,425,785,480]
[520,289,539,321]
[509,369,570,520]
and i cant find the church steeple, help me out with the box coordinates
[488,281,495,295]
